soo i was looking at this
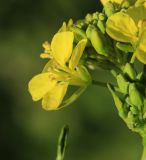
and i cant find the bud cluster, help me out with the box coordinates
[68,0,146,137]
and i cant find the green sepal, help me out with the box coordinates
[56,125,69,160]
[124,63,136,80]
[58,87,87,110]
[116,42,134,53]
[107,83,126,118]
[129,83,143,107]
[116,74,129,94]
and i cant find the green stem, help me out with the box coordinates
[141,137,146,160]
[92,80,122,93]
[92,80,107,87]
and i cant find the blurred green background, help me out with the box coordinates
[0,0,142,159]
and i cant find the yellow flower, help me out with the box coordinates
[106,4,146,64]
[28,31,91,110]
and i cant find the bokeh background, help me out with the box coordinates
[0,0,142,160]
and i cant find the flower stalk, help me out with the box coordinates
[56,125,69,160]
[142,136,146,160]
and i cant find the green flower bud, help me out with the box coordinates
[75,20,87,29]
[92,12,99,20]
[127,111,136,129]
[125,96,133,106]
[121,1,130,8]
[98,13,106,21]
[129,83,143,107]
[117,74,129,94]
[124,63,136,80]
[86,25,109,56]
[130,106,139,115]
[104,1,115,17]
[116,42,134,53]
[97,20,105,34]
[85,14,93,22]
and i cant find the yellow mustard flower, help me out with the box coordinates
[28,31,91,110]
[106,4,146,64]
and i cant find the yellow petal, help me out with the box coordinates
[28,73,56,101]
[106,12,138,43]
[135,48,146,64]
[51,31,74,66]
[100,0,123,5]
[42,82,69,110]
[69,39,87,70]
[127,5,146,25]
[135,29,146,64]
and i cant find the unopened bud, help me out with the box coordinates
[129,83,143,107]
[104,2,115,17]
[86,25,108,56]
[117,74,129,94]
[124,63,136,80]
[116,42,134,53]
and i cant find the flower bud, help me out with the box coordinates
[116,42,134,53]
[129,83,143,107]
[86,25,109,56]
[104,2,115,17]
[124,63,136,80]
[116,74,129,94]
[97,20,105,34]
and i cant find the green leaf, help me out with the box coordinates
[56,125,69,160]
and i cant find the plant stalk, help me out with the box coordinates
[141,136,146,160]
